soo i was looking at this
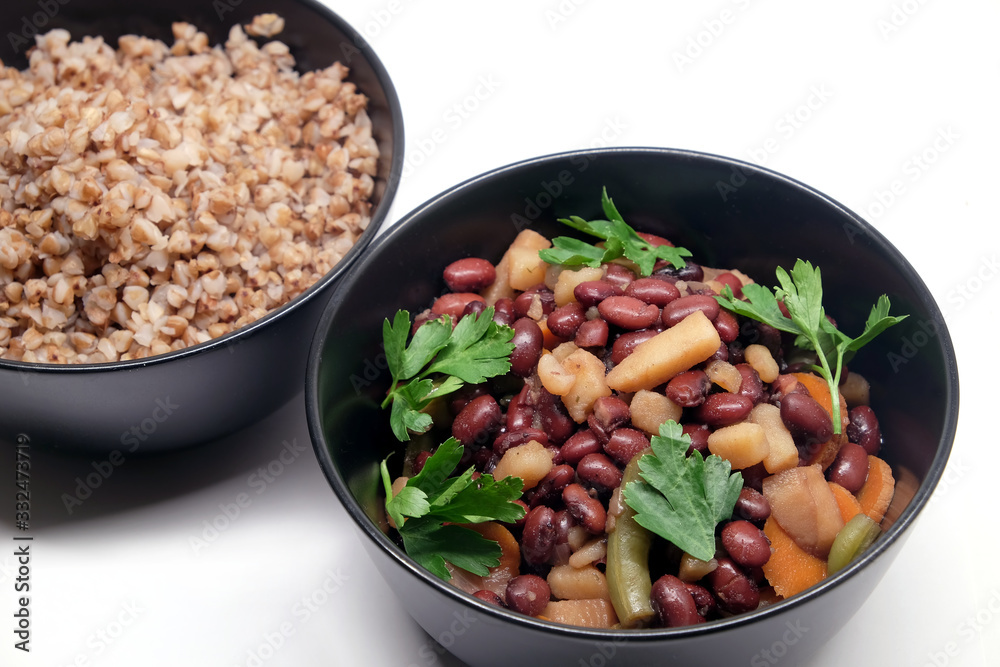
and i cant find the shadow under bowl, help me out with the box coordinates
[308,147,957,666]
[0,0,404,453]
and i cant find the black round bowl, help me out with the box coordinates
[0,0,403,452]
[306,148,958,666]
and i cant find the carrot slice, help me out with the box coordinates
[761,516,828,599]
[856,455,895,524]
[537,320,564,351]
[540,599,619,628]
[828,481,863,524]
[450,522,521,597]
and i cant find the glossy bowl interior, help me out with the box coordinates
[0,0,403,452]
[307,148,958,666]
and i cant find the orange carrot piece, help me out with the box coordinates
[537,320,563,351]
[452,522,521,597]
[761,516,828,599]
[856,455,895,524]
[828,481,863,524]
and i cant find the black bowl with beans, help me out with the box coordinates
[306,148,957,666]
[0,0,403,452]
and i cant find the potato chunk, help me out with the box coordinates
[492,440,553,490]
[506,229,552,291]
[559,348,612,423]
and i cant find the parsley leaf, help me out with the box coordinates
[538,188,692,277]
[381,437,526,580]
[715,259,908,433]
[381,308,514,441]
[623,421,743,561]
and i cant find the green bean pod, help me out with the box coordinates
[828,513,882,575]
[607,449,656,628]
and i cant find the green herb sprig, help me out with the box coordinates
[714,259,907,433]
[623,421,743,561]
[380,438,526,580]
[381,307,514,441]
[539,188,692,277]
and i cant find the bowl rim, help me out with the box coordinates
[306,145,959,639]
[0,0,405,374]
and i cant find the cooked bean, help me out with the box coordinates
[534,387,576,444]
[560,429,602,465]
[598,296,661,330]
[574,280,623,307]
[603,263,636,289]
[682,422,710,456]
[412,450,431,475]
[651,575,704,627]
[661,294,720,328]
[735,363,765,404]
[721,520,771,568]
[513,285,555,319]
[604,427,651,465]
[443,257,496,293]
[462,299,486,319]
[505,574,551,617]
[506,385,534,431]
[563,483,607,534]
[547,301,587,338]
[694,393,753,427]
[592,395,631,432]
[624,277,680,306]
[847,405,882,455]
[432,292,485,319]
[709,341,729,362]
[493,296,515,326]
[828,442,870,493]
[740,462,768,492]
[526,464,576,507]
[780,392,833,444]
[734,487,771,524]
[510,317,543,377]
[666,370,711,407]
[575,318,609,348]
[637,231,674,247]
[472,589,505,607]
[707,557,759,615]
[684,582,716,618]
[653,262,704,282]
[610,329,659,364]
[452,394,502,447]
[577,452,623,492]
[494,428,549,456]
[714,271,743,297]
[714,309,739,343]
[522,506,557,565]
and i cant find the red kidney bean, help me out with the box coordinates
[505,574,551,617]
[560,429,601,465]
[604,427,651,465]
[769,374,809,403]
[709,341,729,362]
[412,450,431,475]
[735,363,764,404]
[828,442,870,493]
[592,395,631,432]
[574,280,623,307]
[666,370,711,407]
[506,385,534,432]
[625,277,680,307]
[598,296,661,330]
[694,393,753,427]
[707,557,759,615]
[533,387,576,445]
[714,271,743,297]
[522,506,557,565]
[637,231,674,247]
[452,394,502,447]
[575,318,609,348]
[449,385,489,415]
[576,452,623,492]
[610,329,659,364]
[547,302,587,338]
[525,464,576,507]
[727,340,746,365]
[462,299,486,319]
[563,483,607,534]
[734,487,771,524]
[653,261,704,282]
[651,575,704,628]
[847,405,882,455]
[472,590,505,607]
[493,297,515,326]
[474,446,498,473]
[740,462,768,492]
[432,292,485,319]
[603,263,636,289]
[780,392,833,445]
[510,499,529,527]
[682,422,710,456]
[684,583,716,618]
[510,317,543,377]
[721,520,771,568]
[443,257,496,293]
[494,428,549,456]
[513,285,555,319]
[714,309,739,343]
[661,294,720,328]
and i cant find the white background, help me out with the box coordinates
[3,1,999,666]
